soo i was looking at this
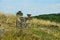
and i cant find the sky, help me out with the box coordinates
[0,0,60,16]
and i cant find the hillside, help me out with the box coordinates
[0,13,60,40]
[33,13,60,23]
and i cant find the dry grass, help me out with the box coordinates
[0,13,60,40]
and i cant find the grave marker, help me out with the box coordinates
[16,11,32,36]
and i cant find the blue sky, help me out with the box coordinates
[0,0,60,16]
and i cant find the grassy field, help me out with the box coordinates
[33,13,60,23]
[0,13,60,40]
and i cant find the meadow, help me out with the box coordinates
[0,13,60,40]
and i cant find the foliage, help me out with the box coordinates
[33,13,60,23]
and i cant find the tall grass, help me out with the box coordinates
[0,13,60,40]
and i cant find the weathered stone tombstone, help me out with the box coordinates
[16,11,32,28]
[16,11,32,36]
[25,14,32,28]
[16,11,23,36]
[27,14,31,20]
[16,11,23,28]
